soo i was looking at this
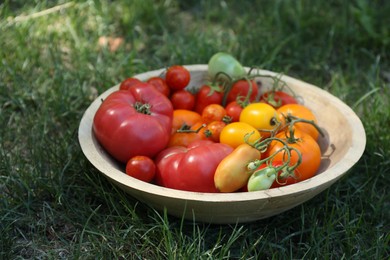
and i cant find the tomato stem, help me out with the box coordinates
[176,123,206,133]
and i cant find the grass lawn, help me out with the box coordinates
[1,0,389,258]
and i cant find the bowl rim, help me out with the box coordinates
[78,64,366,203]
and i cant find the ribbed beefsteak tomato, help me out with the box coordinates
[93,83,173,163]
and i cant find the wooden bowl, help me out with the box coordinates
[78,65,366,224]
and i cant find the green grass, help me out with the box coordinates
[1,0,389,258]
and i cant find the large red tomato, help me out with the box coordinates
[93,83,173,163]
[155,140,233,192]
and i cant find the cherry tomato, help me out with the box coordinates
[204,121,226,142]
[265,130,321,182]
[260,90,298,109]
[201,104,227,124]
[225,101,244,122]
[226,79,258,104]
[277,104,319,140]
[239,102,280,138]
[147,77,170,97]
[219,122,261,148]
[194,84,224,114]
[170,90,196,110]
[119,77,142,91]
[165,65,191,91]
[126,156,156,183]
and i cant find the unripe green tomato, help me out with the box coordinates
[247,167,276,191]
[208,52,246,81]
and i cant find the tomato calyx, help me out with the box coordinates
[133,101,152,115]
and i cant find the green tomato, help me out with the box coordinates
[247,167,277,191]
[208,52,246,81]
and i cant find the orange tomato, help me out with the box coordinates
[276,104,320,140]
[201,104,227,124]
[171,109,202,134]
[168,122,207,147]
[265,129,321,182]
[204,121,227,142]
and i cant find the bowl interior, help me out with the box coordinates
[78,65,366,224]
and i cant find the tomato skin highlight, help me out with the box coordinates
[126,156,156,183]
[155,140,233,192]
[214,143,261,192]
[93,83,173,163]
[165,65,191,91]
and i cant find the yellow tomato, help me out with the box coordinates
[219,122,261,148]
[239,102,280,137]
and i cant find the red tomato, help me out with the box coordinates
[226,79,258,104]
[170,90,196,110]
[260,90,298,109]
[264,130,321,182]
[225,101,244,122]
[155,140,233,192]
[126,156,156,183]
[194,84,224,114]
[93,83,173,163]
[165,65,191,91]
[119,77,142,91]
[147,77,170,97]
[201,104,227,124]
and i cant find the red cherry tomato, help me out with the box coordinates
[194,84,224,114]
[260,90,298,109]
[147,77,171,97]
[119,77,142,91]
[226,79,258,104]
[170,90,196,110]
[225,101,243,122]
[126,156,156,183]
[165,65,191,91]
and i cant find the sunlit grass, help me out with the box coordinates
[1,0,389,258]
